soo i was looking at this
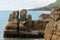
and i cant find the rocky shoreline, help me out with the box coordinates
[4,9,49,38]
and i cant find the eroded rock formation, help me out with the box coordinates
[44,7,60,40]
[4,11,19,37]
[20,9,27,21]
[4,9,49,38]
[39,14,50,19]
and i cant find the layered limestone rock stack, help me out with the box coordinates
[51,7,60,40]
[20,9,27,21]
[19,10,33,31]
[33,19,49,30]
[19,9,27,31]
[4,9,49,38]
[4,11,19,37]
[39,14,50,19]
[33,13,50,30]
[26,14,33,31]
[36,13,50,30]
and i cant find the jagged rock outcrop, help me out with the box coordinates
[33,19,49,30]
[4,9,49,38]
[51,7,60,40]
[39,14,50,19]
[8,11,19,22]
[4,11,19,37]
[19,9,27,31]
[25,14,33,31]
[20,9,27,21]
[44,7,60,40]
[6,11,19,30]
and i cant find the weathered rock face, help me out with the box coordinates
[4,9,49,38]
[20,9,27,21]
[26,14,33,31]
[39,14,50,19]
[34,20,48,30]
[8,11,19,22]
[44,21,56,40]
[51,7,60,40]
[26,14,32,27]
[19,9,27,31]
[44,7,60,40]
[5,11,19,31]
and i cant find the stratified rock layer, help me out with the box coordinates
[4,11,19,37]
[4,9,49,38]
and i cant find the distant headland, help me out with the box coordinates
[28,0,60,11]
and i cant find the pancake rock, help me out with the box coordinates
[4,11,19,37]
[4,9,49,38]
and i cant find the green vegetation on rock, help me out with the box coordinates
[28,0,60,11]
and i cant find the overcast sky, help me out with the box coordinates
[0,0,56,10]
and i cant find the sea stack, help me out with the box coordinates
[19,9,27,31]
[4,9,49,38]
[4,11,19,37]
[20,9,27,21]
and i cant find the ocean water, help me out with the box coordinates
[0,11,51,40]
